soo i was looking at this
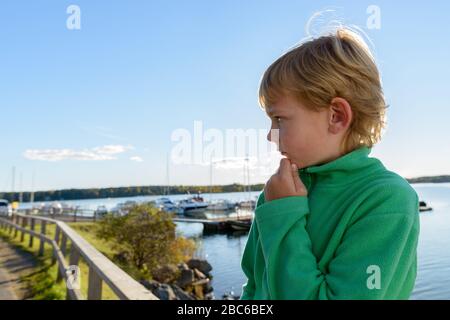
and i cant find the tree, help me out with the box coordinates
[97,203,196,279]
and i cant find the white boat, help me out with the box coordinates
[31,203,44,214]
[228,219,252,231]
[94,205,108,217]
[207,199,237,212]
[237,199,256,210]
[111,201,138,216]
[0,200,12,217]
[43,202,63,215]
[32,202,77,215]
[419,200,432,212]
[154,198,182,214]
[178,194,209,217]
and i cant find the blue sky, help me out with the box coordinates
[1,0,449,191]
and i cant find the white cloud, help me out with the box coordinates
[92,145,133,154]
[130,156,144,162]
[23,145,133,162]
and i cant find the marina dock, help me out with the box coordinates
[173,215,253,233]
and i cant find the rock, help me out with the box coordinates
[152,264,179,283]
[177,269,195,288]
[140,279,160,292]
[193,283,205,299]
[141,260,216,301]
[193,268,206,280]
[204,281,214,294]
[171,284,196,300]
[222,292,240,300]
[204,292,215,300]
[141,280,179,300]
[154,284,176,300]
[191,278,209,286]
[178,263,189,271]
[187,259,212,276]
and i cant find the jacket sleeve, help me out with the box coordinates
[254,187,420,300]
[240,193,265,300]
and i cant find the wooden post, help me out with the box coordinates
[69,245,80,265]
[61,234,68,256]
[7,214,11,232]
[38,220,47,256]
[66,246,80,300]
[55,226,61,244]
[29,218,35,247]
[14,216,19,238]
[20,217,27,242]
[8,214,13,234]
[88,266,103,300]
[56,233,68,282]
[52,227,61,264]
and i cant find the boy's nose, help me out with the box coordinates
[267,129,280,147]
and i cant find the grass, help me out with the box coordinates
[0,220,121,300]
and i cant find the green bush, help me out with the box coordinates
[97,203,196,279]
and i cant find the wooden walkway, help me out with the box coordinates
[0,213,159,300]
[0,238,37,300]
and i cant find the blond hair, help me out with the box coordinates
[259,28,387,153]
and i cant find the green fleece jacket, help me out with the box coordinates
[240,146,420,300]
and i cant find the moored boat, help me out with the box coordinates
[228,219,252,231]
[207,199,237,212]
[419,200,432,212]
[178,194,209,217]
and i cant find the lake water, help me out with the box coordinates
[18,185,450,299]
[410,183,450,300]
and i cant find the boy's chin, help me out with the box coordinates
[286,158,305,169]
[280,153,307,169]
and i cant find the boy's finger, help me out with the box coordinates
[279,158,293,178]
[291,163,304,193]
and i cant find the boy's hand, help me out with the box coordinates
[264,158,308,202]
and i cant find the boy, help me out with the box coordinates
[240,28,420,300]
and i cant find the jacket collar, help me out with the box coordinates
[298,146,385,189]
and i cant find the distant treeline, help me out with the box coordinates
[1,175,449,203]
[406,175,450,184]
[0,183,266,203]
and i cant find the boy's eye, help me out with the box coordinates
[274,117,282,123]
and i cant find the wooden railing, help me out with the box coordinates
[0,212,159,300]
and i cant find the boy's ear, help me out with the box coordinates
[328,97,353,134]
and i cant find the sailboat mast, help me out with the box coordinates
[11,166,16,201]
[166,153,170,196]
[209,157,213,202]
[30,171,35,203]
[19,172,23,203]
[247,157,251,200]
